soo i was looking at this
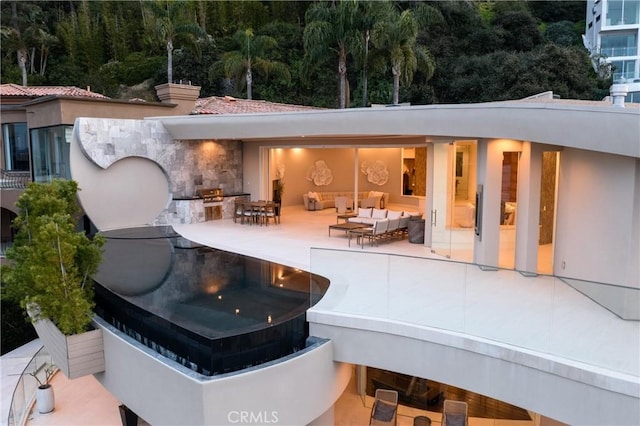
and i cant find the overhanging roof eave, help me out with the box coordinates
[150,103,640,158]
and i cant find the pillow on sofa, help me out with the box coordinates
[387,210,402,220]
[357,207,372,218]
[308,191,317,200]
[372,208,388,219]
[369,190,384,198]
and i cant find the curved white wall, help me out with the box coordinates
[307,249,640,426]
[158,103,640,158]
[95,319,351,425]
[70,125,170,230]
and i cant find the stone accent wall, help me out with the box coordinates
[75,117,243,225]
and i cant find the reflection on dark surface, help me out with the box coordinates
[93,226,329,376]
[367,367,531,420]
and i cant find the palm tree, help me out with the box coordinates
[143,0,207,84]
[2,2,30,86]
[354,1,394,107]
[303,0,361,109]
[212,28,290,100]
[371,5,440,105]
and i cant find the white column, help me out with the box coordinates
[424,143,434,247]
[354,148,359,208]
[473,139,501,269]
[515,142,543,274]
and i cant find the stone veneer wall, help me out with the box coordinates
[75,117,243,225]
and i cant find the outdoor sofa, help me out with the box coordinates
[347,208,423,243]
[303,191,388,211]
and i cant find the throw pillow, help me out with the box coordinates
[387,210,402,220]
[358,207,372,218]
[372,208,388,219]
[308,191,316,200]
[372,401,396,422]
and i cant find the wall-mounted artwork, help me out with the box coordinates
[361,160,389,186]
[306,160,333,186]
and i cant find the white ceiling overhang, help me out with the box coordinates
[148,103,640,158]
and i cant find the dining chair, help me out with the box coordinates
[233,200,244,223]
[253,202,266,225]
[263,202,278,225]
[242,202,256,225]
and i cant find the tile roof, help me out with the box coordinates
[193,95,322,115]
[0,83,109,99]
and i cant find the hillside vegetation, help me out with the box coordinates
[1,1,608,107]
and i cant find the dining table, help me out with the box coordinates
[239,200,279,225]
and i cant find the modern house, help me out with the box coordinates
[2,82,639,425]
[583,0,640,101]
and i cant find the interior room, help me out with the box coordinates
[263,139,554,274]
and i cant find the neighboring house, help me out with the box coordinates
[583,0,640,101]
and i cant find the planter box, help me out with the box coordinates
[30,316,105,379]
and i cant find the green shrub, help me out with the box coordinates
[1,180,104,335]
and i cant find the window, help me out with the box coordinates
[606,0,640,25]
[601,32,638,57]
[30,125,73,182]
[611,59,637,80]
[2,123,29,171]
[627,90,640,103]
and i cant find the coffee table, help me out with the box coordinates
[336,212,357,224]
[328,222,368,237]
[347,227,373,248]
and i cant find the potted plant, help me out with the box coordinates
[1,180,106,379]
[29,364,56,414]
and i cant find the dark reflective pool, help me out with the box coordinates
[93,226,329,376]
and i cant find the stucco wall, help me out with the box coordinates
[554,148,639,288]
[96,319,351,426]
[71,117,243,229]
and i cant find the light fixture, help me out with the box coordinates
[235,308,240,315]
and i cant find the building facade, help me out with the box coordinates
[583,0,640,101]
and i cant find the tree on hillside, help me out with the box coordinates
[142,0,207,84]
[491,9,543,52]
[56,1,106,83]
[371,5,438,105]
[353,0,394,107]
[303,0,361,108]
[212,28,290,100]
[1,2,32,85]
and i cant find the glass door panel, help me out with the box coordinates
[499,152,519,269]
[429,143,453,258]
[430,142,477,262]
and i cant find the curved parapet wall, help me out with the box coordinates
[307,249,640,426]
[95,318,351,425]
